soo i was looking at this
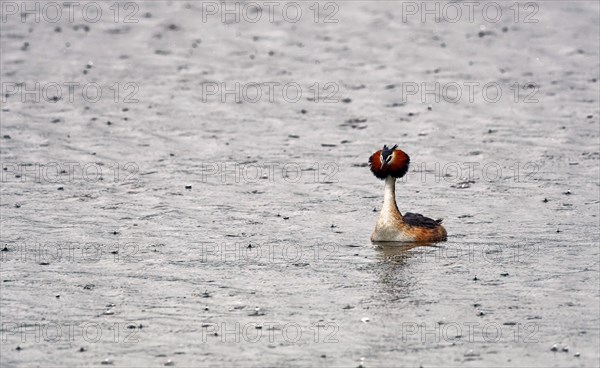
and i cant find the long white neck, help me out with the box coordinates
[382,176,401,216]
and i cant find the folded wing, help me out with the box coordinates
[403,212,443,229]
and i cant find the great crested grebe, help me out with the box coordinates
[369,144,447,243]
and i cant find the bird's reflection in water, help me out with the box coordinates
[374,241,438,263]
[372,242,439,301]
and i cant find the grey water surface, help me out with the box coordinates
[1,1,599,367]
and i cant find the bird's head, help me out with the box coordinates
[369,144,410,180]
